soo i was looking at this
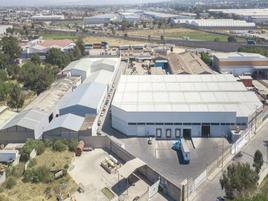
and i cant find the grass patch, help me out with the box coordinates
[40,33,77,40]
[101,187,115,200]
[124,28,245,42]
[0,148,77,201]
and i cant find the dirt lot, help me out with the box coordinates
[68,149,149,201]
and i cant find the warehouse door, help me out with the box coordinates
[183,129,191,139]
[137,126,145,136]
[201,125,210,137]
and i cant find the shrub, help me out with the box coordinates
[23,166,53,183]
[52,140,67,152]
[67,139,78,152]
[20,139,46,162]
[5,177,16,189]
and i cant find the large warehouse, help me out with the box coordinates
[111,74,263,138]
[212,52,268,78]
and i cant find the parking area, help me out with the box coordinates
[119,137,231,186]
[68,149,150,201]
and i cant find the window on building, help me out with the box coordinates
[175,129,181,138]
[183,123,191,125]
[156,123,163,125]
[137,122,145,125]
[211,123,220,125]
[174,123,182,125]
[192,123,201,125]
[166,129,171,138]
[156,128,162,138]
[165,123,173,125]
[146,123,155,125]
[128,123,137,125]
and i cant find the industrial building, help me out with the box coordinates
[209,9,268,25]
[58,82,107,117]
[63,57,120,82]
[111,74,262,139]
[42,114,97,140]
[212,52,268,78]
[83,14,120,26]
[21,39,75,59]
[0,77,81,143]
[184,19,255,29]
[31,15,64,21]
[0,109,49,144]
[167,52,215,74]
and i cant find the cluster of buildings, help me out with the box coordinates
[21,38,76,59]
[0,57,121,143]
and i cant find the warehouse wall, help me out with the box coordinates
[43,128,78,140]
[60,105,97,117]
[0,126,35,144]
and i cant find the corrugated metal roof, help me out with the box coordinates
[83,70,114,86]
[1,109,48,138]
[44,114,84,132]
[112,74,262,117]
[59,82,107,111]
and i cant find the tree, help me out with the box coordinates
[30,54,41,65]
[1,36,21,61]
[220,163,259,199]
[214,37,220,42]
[0,52,9,69]
[0,70,7,82]
[46,48,70,69]
[228,36,237,43]
[234,194,268,201]
[6,64,20,79]
[200,52,212,66]
[253,150,263,174]
[7,83,24,111]
[75,37,85,56]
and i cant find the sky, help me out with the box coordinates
[0,0,166,6]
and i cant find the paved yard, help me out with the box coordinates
[68,149,149,201]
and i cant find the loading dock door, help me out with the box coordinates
[183,129,191,139]
[137,126,145,136]
[201,125,210,137]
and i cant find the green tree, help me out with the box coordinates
[220,163,259,199]
[1,36,21,61]
[234,194,268,201]
[200,52,212,66]
[46,48,70,69]
[75,37,85,56]
[0,82,12,101]
[7,83,24,111]
[0,70,7,82]
[6,64,20,79]
[0,52,9,69]
[214,37,220,42]
[30,53,41,65]
[253,150,263,174]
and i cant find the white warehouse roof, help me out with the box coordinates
[44,114,84,132]
[112,74,262,118]
[189,19,255,28]
[213,52,268,61]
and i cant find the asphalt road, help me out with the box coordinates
[193,121,268,201]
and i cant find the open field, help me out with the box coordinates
[0,149,77,201]
[84,36,145,46]
[123,28,245,42]
[41,32,77,40]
